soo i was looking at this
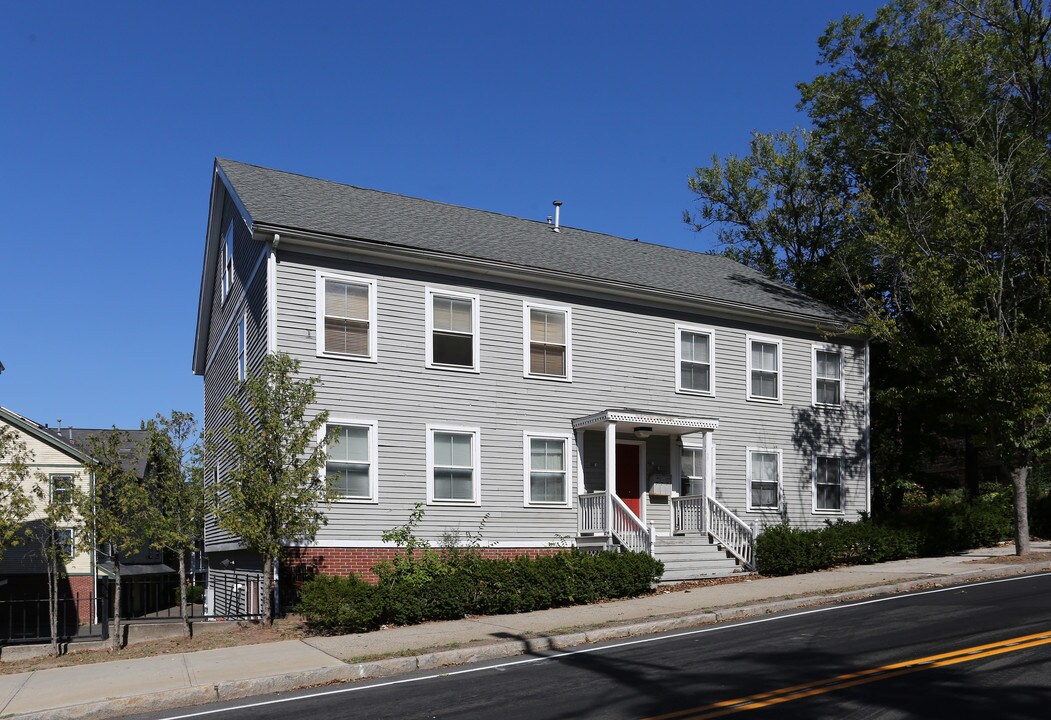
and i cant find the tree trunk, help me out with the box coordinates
[262,554,274,626]
[1011,465,1031,556]
[178,550,190,638]
[112,556,123,650]
[48,541,59,657]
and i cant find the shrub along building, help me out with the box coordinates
[193,159,869,614]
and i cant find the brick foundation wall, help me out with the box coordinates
[67,575,95,623]
[282,546,562,585]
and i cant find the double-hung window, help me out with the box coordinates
[813,455,844,513]
[748,336,782,402]
[676,325,714,394]
[524,303,571,380]
[524,433,571,506]
[221,223,234,303]
[680,445,705,497]
[747,448,781,511]
[813,346,843,406]
[237,313,247,381]
[427,426,480,504]
[50,474,74,509]
[55,528,75,560]
[323,420,378,502]
[317,272,377,361]
[426,289,479,371]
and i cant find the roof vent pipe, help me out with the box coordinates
[552,200,562,233]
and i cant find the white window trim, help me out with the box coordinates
[319,417,379,504]
[746,447,783,512]
[425,287,480,373]
[675,323,716,396]
[522,302,573,382]
[221,223,233,303]
[522,431,574,508]
[56,527,76,559]
[746,335,783,404]
[812,453,846,515]
[237,312,247,382]
[315,270,379,363]
[426,424,481,506]
[812,344,845,408]
[49,474,75,507]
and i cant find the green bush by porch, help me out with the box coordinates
[297,550,664,634]
[756,490,1018,576]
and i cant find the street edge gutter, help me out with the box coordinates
[5,562,1051,720]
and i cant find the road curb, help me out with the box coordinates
[5,561,1050,720]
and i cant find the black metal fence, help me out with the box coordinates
[0,571,264,645]
[0,594,108,645]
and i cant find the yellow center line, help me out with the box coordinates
[644,630,1051,720]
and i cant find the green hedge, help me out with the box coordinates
[298,550,664,634]
[756,493,1017,577]
[755,520,921,576]
[1028,493,1051,540]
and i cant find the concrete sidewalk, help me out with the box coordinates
[2,543,1050,720]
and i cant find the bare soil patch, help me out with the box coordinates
[0,616,306,675]
[969,551,1051,565]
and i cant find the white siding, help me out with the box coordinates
[268,249,867,547]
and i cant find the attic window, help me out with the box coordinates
[221,223,234,302]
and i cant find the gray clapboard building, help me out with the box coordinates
[193,159,869,613]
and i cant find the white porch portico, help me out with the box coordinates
[572,409,755,575]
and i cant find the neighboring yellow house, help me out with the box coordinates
[0,406,97,608]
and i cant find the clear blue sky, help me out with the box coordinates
[0,1,882,430]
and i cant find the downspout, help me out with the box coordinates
[90,469,97,624]
[864,339,872,516]
[266,234,280,355]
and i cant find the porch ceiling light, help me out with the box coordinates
[633,426,653,439]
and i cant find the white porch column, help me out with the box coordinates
[705,431,716,498]
[574,429,585,499]
[605,420,616,535]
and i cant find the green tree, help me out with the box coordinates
[684,128,871,312]
[80,430,152,649]
[213,352,333,625]
[688,0,1051,554]
[0,425,34,560]
[29,473,82,656]
[146,411,205,638]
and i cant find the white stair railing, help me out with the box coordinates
[577,492,607,535]
[671,494,705,534]
[610,493,653,554]
[705,496,755,570]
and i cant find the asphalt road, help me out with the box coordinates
[146,573,1051,720]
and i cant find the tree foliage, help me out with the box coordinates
[80,429,152,648]
[146,410,205,635]
[687,0,1051,553]
[0,425,34,560]
[29,472,83,656]
[213,352,333,625]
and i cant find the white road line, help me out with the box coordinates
[157,572,1051,720]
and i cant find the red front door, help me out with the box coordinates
[615,444,642,518]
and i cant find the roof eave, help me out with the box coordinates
[192,161,254,376]
[252,221,861,336]
[0,407,92,464]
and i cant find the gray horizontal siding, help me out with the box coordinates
[270,249,867,546]
[203,229,270,550]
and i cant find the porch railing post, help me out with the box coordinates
[604,420,616,538]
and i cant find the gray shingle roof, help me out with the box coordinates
[217,159,851,325]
